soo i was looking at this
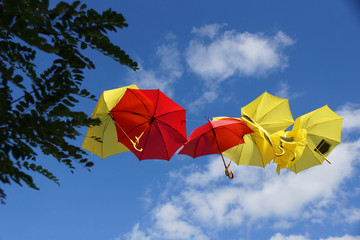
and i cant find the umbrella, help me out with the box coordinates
[219,117,278,167]
[109,88,187,161]
[81,84,138,159]
[178,118,253,179]
[271,129,307,174]
[241,91,294,134]
[218,92,294,167]
[284,105,343,173]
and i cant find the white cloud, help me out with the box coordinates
[341,207,360,223]
[157,44,183,80]
[269,233,310,240]
[126,42,183,97]
[320,235,360,240]
[275,81,291,99]
[117,116,360,239]
[274,81,301,100]
[269,233,360,240]
[272,220,295,230]
[187,90,218,113]
[120,224,151,240]
[139,186,153,209]
[129,135,358,236]
[126,25,295,112]
[149,203,209,240]
[182,156,224,187]
[186,30,294,82]
[185,27,294,111]
[336,103,360,131]
[191,23,227,39]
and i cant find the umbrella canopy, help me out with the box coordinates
[271,129,307,174]
[179,118,253,178]
[285,105,343,173]
[219,92,294,167]
[81,84,138,159]
[241,91,294,134]
[220,117,277,167]
[110,88,187,161]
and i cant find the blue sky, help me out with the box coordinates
[1,0,360,240]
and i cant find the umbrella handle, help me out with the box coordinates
[225,162,234,179]
[225,168,234,179]
[274,144,285,157]
[130,133,144,152]
[132,142,143,152]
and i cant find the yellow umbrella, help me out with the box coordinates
[285,105,343,173]
[241,91,294,134]
[220,117,275,167]
[271,129,307,174]
[216,92,294,167]
[81,84,138,159]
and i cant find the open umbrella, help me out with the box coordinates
[178,118,253,179]
[241,91,294,134]
[218,92,294,167]
[81,84,138,159]
[218,117,277,167]
[110,88,187,161]
[284,105,343,173]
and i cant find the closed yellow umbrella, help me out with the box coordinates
[81,84,138,159]
[271,129,307,174]
[217,92,294,167]
[285,105,343,173]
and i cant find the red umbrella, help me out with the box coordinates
[178,118,253,178]
[110,89,187,161]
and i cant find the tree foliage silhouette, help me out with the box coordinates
[0,0,138,203]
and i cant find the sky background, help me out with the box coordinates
[1,0,360,240]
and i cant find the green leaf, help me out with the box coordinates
[36,165,43,171]
[67,95,79,103]
[80,42,87,49]
[72,1,81,9]
[62,159,71,164]
[85,162,94,167]
[80,4,87,10]
[63,99,75,107]
[29,163,36,170]
[16,104,24,112]
[23,162,29,168]
[12,150,20,160]
[24,92,34,104]
[13,75,23,84]
[40,0,50,10]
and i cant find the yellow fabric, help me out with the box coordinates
[271,129,307,174]
[81,84,138,159]
[217,92,294,167]
[213,116,276,167]
[286,105,343,173]
[241,92,294,134]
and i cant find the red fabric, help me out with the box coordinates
[110,89,187,160]
[178,118,253,158]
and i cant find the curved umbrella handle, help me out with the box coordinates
[130,132,144,152]
[225,169,234,179]
[132,141,143,152]
[225,162,234,179]
[274,144,285,157]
